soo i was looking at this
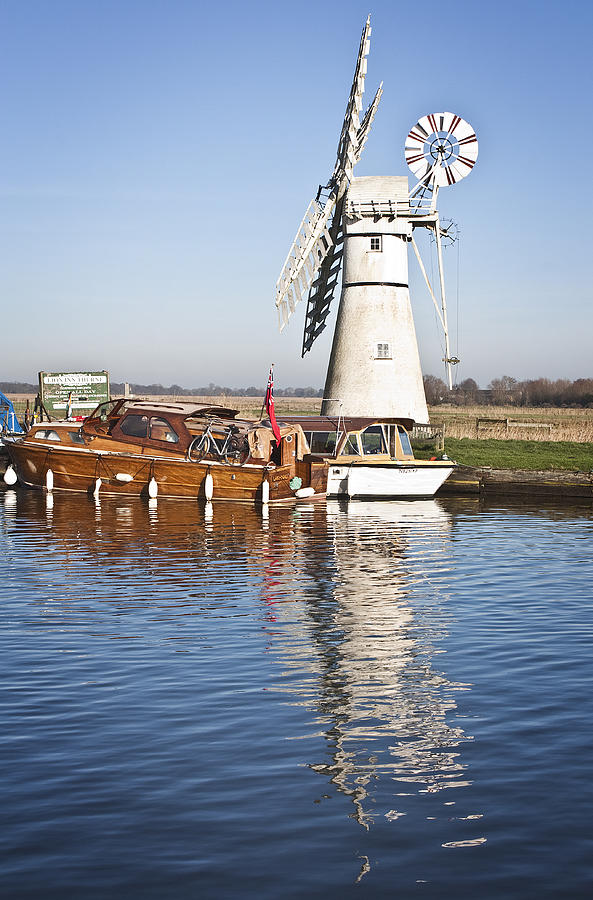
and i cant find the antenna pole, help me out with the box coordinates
[410,235,445,330]
[434,213,454,390]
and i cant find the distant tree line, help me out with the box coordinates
[5,376,593,407]
[0,381,39,394]
[109,382,325,398]
[424,375,593,407]
[0,380,324,398]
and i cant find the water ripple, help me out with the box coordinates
[1,488,592,896]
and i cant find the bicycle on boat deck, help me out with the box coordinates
[187,420,251,465]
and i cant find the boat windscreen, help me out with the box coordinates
[89,399,124,421]
[360,425,388,455]
[340,434,360,455]
[397,426,413,456]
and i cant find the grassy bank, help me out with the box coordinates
[417,438,593,472]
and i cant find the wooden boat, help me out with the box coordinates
[280,415,454,499]
[3,399,328,503]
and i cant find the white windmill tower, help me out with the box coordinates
[275,18,478,423]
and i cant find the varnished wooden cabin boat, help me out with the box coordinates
[3,400,328,503]
[280,415,454,499]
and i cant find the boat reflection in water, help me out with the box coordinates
[257,498,476,831]
[1,488,477,839]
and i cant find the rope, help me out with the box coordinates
[95,456,152,482]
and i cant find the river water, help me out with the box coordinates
[1,487,592,898]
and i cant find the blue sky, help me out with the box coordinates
[1,0,591,390]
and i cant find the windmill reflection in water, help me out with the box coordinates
[256,499,476,830]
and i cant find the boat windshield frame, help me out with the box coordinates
[86,398,130,423]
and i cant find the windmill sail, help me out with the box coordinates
[301,195,345,355]
[332,16,372,185]
[275,16,379,337]
[276,198,335,331]
[354,83,383,163]
[299,79,384,355]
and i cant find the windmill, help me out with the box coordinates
[275,17,478,423]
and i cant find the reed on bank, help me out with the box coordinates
[429,406,593,443]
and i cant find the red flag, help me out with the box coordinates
[265,366,282,445]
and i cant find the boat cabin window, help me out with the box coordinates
[34,429,61,441]
[360,425,388,455]
[68,431,86,444]
[304,431,337,455]
[120,414,149,438]
[149,417,179,443]
[119,414,179,443]
[397,425,413,456]
[340,433,360,455]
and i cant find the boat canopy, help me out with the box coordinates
[279,414,415,432]
[247,421,309,460]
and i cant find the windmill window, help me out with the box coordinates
[375,342,392,359]
[370,236,382,251]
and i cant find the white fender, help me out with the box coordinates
[93,477,102,498]
[205,471,214,501]
[295,487,315,499]
[261,478,270,504]
[148,476,158,499]
[45,468,54,492]
[3,465,17,486]
[115,473,134,483]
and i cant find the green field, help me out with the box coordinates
[416,438,593,472]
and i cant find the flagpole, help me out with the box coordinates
[260,364,274,421]
[263,364,282,445]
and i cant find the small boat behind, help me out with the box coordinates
[3,399,328,504]
[280,415,454,499]
[0,392,24,440]
[0,391,24,477]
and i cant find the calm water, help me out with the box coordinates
[1,487,592,898]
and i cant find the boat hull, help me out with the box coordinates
[325,460,454,499]
[5,441,321,504]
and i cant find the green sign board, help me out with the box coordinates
[39,370,110,418]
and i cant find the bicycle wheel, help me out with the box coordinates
[223,436,251,466]
[188,434,211,462]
